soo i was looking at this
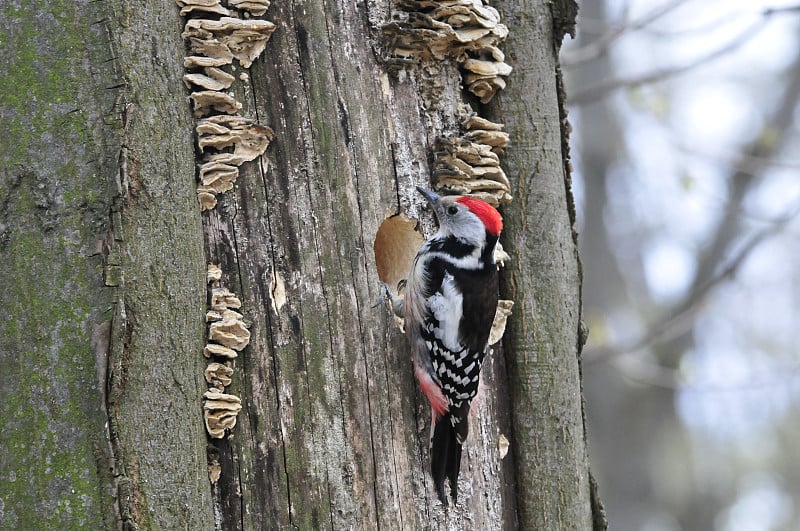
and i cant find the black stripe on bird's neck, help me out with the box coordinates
[428,236,476,259]
[429,233,498,268]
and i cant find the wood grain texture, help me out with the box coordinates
[200,0,518,527]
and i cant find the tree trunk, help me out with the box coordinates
[1,0,597,529]
[0,0,212,529]
[489,0,598,528]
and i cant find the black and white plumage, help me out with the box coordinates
[395,187,502,505]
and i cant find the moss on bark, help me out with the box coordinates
[0,0,119,527]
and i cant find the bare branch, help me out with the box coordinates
[676,142,800,175]
[570,18,766,105]
[763,4,800,16]
[613,353,800,391]
[569,3,800,105]
[561,0,690,67]
[584,208,800,363]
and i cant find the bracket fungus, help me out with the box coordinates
[462,57,512,104]
[384,0,511,102]
[176,0,230,16]
[205,362,234,388]
[207,263,223,282]
[197,115,275,165]
[197,188,219,211]
[228,0,271,16]
[209,316,251,351]
[184,54,232,69]
[185,38,235,67]
[193,116,273,208]
[183,67,236,91]
[204,342,238,359]
[432,116,512,206]
[189,90,243,117]
[199,161,239,194]
[203,265,248,439]
[207,286,250,352]
[463,115,509,148]
[183,17,277,69]
[179,6,276,211]
[210,287,242,311]
[207,307,245,323]
[204,389,243,438]
[179,0,275,445]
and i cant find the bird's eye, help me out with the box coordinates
[447,206,458,215]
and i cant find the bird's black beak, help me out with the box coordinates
[416,186,441,206]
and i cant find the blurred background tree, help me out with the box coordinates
[564,1,800,529]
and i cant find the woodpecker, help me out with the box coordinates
[382,187,502,505]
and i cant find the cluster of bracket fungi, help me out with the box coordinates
[176,0,274,441]
[384,0,512,104]
[177,0,276,210]
[203,264,250,438]
[433,115,511,206]
[384,0,513,208]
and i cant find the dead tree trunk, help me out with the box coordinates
[0,0,599,529]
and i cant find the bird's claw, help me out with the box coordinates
[372,282,393,309]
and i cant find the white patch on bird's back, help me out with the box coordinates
[426,272,463,352]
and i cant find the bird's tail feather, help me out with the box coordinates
[431,412,466,505]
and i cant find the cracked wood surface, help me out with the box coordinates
[200,0,516,527]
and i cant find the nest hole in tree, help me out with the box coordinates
[373,213,425,296]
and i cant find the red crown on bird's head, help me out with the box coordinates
[455,196,503,236]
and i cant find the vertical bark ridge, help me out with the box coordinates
[256,157,297,525]
[323,9,387,517]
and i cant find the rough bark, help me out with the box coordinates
[488,0,594,528]
[1,0,212,528]
[105,1,214,528]
[0,1,118,526]
[201,0,517,526]
[1,0,593,528]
